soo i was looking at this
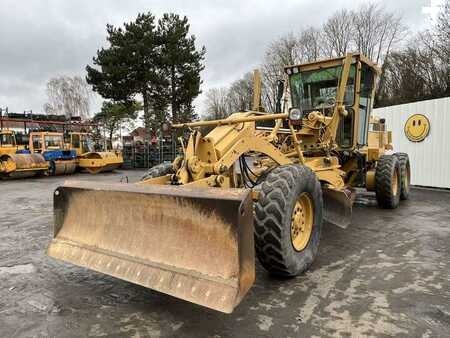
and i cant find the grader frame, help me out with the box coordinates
[47,53,408,314]
[141,53,389,226]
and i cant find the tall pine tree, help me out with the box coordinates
[86,12,205,137]
[158,14,205,124]
[86,13,162,133]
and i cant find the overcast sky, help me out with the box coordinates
[0,0,438,116]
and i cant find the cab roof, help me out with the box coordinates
[284,52,381,75]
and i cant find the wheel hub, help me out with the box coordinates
[291,193,313,251]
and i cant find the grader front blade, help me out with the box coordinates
[47,181,255,313]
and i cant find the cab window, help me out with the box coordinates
[32,136,42,151]
[0,133,15,146]
[290,64,356,113]
[44,135,63,148]
[358,64,375,146]
[72,134,80,148]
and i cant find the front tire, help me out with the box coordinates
[254,165,323,277]
[394,153,411,200]
[140,162,173,181]
[375,155,401,209]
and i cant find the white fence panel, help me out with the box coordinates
[373,97,450,189]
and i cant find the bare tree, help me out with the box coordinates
[45,76,92,119]
[322,9,354,57]
[377,38,449,106]
[227,72,254,112]
[435,0,450,62]
[212,2,411,112]
[203,87,231,120]
[261,33,302,112]
[298,27,323,62]
[377,0,449,106]
[351,3,406,64]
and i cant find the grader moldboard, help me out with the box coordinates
[47,53,411,313]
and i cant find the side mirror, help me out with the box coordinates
[275,80,284,113]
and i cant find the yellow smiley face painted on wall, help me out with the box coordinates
[404,114,430,142]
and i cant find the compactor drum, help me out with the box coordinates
[28,131,78,176]
[0,153,48,178]
[0,130,48,179]
[48,53,410,313]
[69,132,123,174]
[77,152,123,174]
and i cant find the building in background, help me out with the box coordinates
[374,96,450,189]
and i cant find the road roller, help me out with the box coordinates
[0,130,48,179]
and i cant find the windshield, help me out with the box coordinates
[44,135,63,148]
[290,64,356,112]
[0,133,15,146]
[81,135,94,153]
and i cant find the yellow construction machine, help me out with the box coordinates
[0,130,48,178]
[28,131,78,176]
[47,53,410,313]
[68,132,123,174]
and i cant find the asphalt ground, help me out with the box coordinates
[1,170,449,337]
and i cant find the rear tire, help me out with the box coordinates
[375,155,401,209]
[393,153,410,200]
[140,162,173,181]
[254,164,323,277]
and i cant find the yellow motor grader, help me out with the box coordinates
[47,53,410,313]
[68,132,123,174]
[0,130,48,178]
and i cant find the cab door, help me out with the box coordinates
[357,63,375,146]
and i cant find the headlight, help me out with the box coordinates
[289,108,302,121]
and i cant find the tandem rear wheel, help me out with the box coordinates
[375,153,410,209]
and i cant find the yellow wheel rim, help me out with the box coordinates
[392,170,399,196]
[291,193,314,251]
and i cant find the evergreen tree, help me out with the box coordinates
[93,100,141,145]
[86,13,162,133]
[157,14,205,124]
[86,12,205,137]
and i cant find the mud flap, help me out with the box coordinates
[322,186,355,228]
[47,181,255,313]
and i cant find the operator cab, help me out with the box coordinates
[70,132,95,155]
[30,132,65,153]
[0,130,16,148]
[285,53,379,150]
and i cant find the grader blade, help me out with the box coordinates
[322,187,355,228]
[47,181,255,313]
